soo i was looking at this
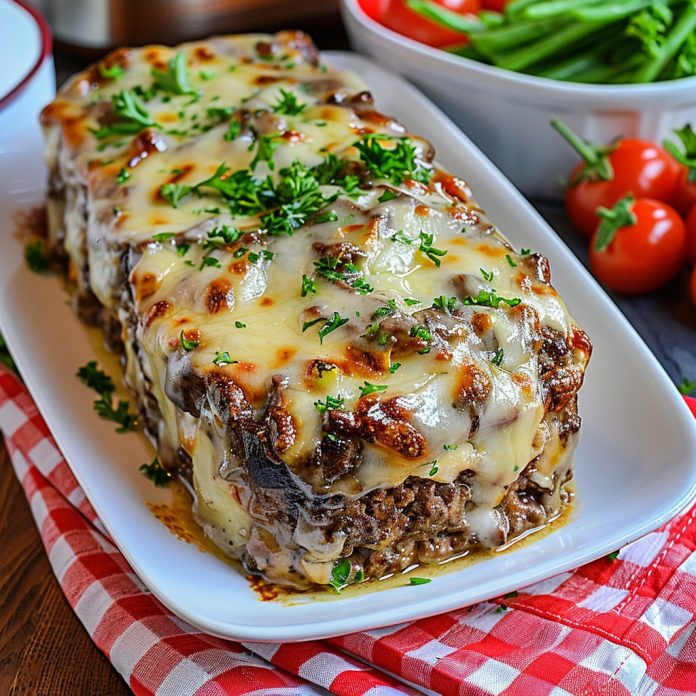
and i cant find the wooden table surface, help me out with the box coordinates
[2,13,695,696]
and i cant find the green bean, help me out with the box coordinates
[534,53,604,80]
[574,0,673,22]
[495,20,609,72]
[522,0,603,21]
[633,4,696,82]
[406,0,483,34]
[471,17,566,54]
[504,0,543,19]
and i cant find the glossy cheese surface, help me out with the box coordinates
[42,32,591,585]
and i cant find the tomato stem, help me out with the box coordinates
[664,124,696,184]
[550,118,615,184]
[594,195,637,253]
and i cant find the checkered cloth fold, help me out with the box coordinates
[1,364,695,695]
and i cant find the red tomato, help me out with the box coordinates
[566,139,680,237]
[671,166,696,217]
[686,204,696,265]
[482,0,508,10]
[375,0,482,47]
[690,265,696,306]
[589,197,686,294]
[358,0,390,19]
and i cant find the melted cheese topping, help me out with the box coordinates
[42,32,590,576]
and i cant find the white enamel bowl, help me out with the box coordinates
[341,0,696,200]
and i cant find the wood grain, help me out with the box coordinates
[0,442,129,696]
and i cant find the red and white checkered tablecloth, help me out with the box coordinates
[1,363,695,696]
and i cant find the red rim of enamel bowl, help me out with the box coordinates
[0,0,53,110]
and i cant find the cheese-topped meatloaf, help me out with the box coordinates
[41,31,591,589]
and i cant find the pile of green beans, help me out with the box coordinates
[407,0,696,83]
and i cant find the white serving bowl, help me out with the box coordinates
[0,0,55,148]
[341,0,696,200]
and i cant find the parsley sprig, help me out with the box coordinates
[151,52,196,95]
[313,257,373,295]
[92,90,157,139]
[272,88,306,115]
[139,457,172,486]
[314,395,344,414]
[76,361,138,433]
[24,240,49,273]
[354,134,431,185]
[462,289,521,308]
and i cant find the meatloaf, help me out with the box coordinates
[41,31,591,590]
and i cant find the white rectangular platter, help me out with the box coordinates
[1,51,695,643]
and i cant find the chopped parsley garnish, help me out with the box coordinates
[432,295,457,313]
[373,299,398,319]
[520,248,531,255]
[359,381,387,397]
[354,134,431,185]
[480,268,494,281]
[389,362,402,374]
[443,444,458,451]
[462,289,521,308]
[409,577,431,585]
[513,465,519,472]
[607,550,620,561]
[301,274,317,296]
[160,183,191,208]
[410,324,432,342]
[213,351,237,366]
[506,254,517,267]
[404,298,421,306]
[248,249,274,264]
[314,210,338,224]
[418,232,447,267]
[199,256,221,270]
[116,167,130,184]
[250,134,282,171]
[504,591,519,600]
[0,334,17,374]
[313,257,373,295]
[235,321,246,328]
[318,312,350,343]
[225,120,242,141]
[203,225,241,251]
[329,558,351,592]
[491,348,504,366]
[153,232,176,243]
[391,230,412,245]
[199,69,217,81]
[377,189,398,203]
[76,361,138,433]
[176,243,190,257]
[92,90,157,139]
[314,395,344,414]
[233,246,248,258]
[180,331,200,351]
[272,88,306,115]
[151,51,196,95]
[24,240,49,273]
[98,63,124,80]
[678,378,696,395]
[428,461,439,476]
[139,457,171,486]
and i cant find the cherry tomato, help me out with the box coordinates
[552,120,680,237]
[566,140,680,237]
[376,0,481,47]
[686,204,696,265]
[589,197,686,295]
[357,0,390,20]
[671,166,696,217]
[691,265,696,306]
[482,0,508,10]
